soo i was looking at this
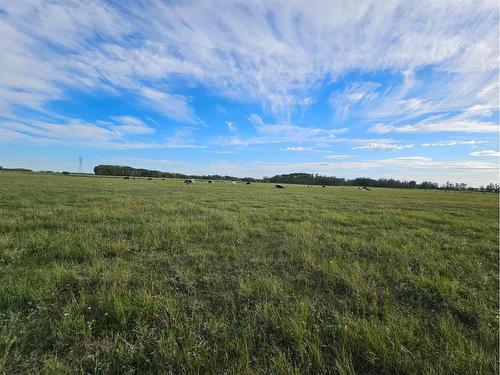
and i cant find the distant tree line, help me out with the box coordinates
[264,173,499,192]
[264,173,427,189]
[0,166,33,172]
[93,166,499,192]
[94,165,179,178]
[93,165,254,181]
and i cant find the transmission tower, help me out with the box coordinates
[79,156,83,173]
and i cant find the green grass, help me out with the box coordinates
[0,171,498,374]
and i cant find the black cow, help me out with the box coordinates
[275,184,285,189]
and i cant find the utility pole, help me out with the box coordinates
[79,156,83,173]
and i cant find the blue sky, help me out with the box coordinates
[0,0,498,186]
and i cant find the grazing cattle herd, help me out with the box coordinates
[121,178,374,191]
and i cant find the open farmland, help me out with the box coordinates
[0,171,498,374]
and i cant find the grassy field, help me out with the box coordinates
[0,171,498,374]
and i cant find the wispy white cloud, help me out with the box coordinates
[138,88,195,122]
[0,116,202,149]
[122,157,173,165]
[108,116,155,135]
[469,150,499,157]
[421,140,489,147]
[281,147,352,155]
[370,118,498,134]
[226,121,236,132]
[163,127,203,149]
[330,82,381,121]
[325,154,352,160]
[353,141,414,151]
[0,0,497,124]
[218,114,348,146]
[283,146,311,152]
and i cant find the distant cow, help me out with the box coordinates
[147,177,152,180]
[275,184,285,189]
[184,179,193,184]
[246,182,251,185]
[123,176,130,180]
[363,186,371,191]
[322,185,326,188]
[208,180,213,183]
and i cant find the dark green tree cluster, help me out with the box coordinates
[481,183,500,193]
[94,165,166,177]
[264,173,424,189]
[93,165,241,181]
[0,166,33,172]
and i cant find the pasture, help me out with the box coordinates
[0,172,498,374]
